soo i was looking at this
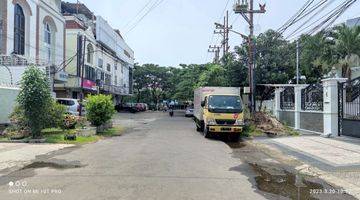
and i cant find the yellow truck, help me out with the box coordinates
[194,87,244,141]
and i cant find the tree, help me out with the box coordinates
[132,64,174,105]
[221,53,248,87]
[331,24,360,79]
[17,66,52,138]
[298,32,334,83]
[133,63,148,103]
[332,24,360,59]
[196,63,228,87]
[172,64,207,101]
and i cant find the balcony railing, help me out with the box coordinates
[0,54,48,66]
[100,84,126,95]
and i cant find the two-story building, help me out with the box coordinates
[0,0,67,93]
[56,2,134,105]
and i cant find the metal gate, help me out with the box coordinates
[339,77,360,137]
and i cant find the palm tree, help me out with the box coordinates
[331,24,360,79]
[332,24,360,59]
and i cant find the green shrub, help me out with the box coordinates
[85,95,115,127]
[9,105,29,131]
[17,66,53,138]
[10,101,66,133]
[45,101,66,128]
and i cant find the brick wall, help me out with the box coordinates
[0,0,7,54]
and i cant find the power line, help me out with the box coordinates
[125,0,167,34]
[219,0,231,22]
[283,0,329,31]
[277,0,315,34]
[278,0,336,35]
[286,0,336,39]
[306,0,357,35]
[122,0,155,30]
[206,0,232,63]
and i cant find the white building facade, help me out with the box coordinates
[0,0,67,89]
[56,2,134,104]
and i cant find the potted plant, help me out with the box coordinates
[64,130,77,141]
[62,114,77,130]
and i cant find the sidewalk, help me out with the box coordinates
[0,143,73,176]
[257,135,360,198]
[268,136,360,168]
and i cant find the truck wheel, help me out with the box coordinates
[204,127,211,138]
[196,121,204,132]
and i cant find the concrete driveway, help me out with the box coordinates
[0,111,266,200]
[0,143,73,176]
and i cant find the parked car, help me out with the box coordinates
[122,103,138,113]
[56,98,85,116]
[135,103,145,112]
[142,103,149,111]
[185,107,194,117]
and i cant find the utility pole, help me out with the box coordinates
[208,45,221,63]
[233,0,266,114]
[79,35,86,117]
[214,10,232,57]
[225,10,230,53]
[296,40,300,84]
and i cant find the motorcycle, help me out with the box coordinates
[169,109,174,117]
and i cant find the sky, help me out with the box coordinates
[67,0,360,67]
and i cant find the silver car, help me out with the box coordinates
[185,107,194,117]
[56,98,85,116]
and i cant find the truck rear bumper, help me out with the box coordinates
[207,125,243,133]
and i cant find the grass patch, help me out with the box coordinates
[242,124,264,137]
[44,133,100,144]
[97,126,125,137]
[0,136,10,142]
[41,128,64,135]
[285,126,300,136]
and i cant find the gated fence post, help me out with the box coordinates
[274,87,284,119]
[294,85,306,130]
[322,78,347,137]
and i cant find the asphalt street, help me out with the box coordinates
[0,111,267,200]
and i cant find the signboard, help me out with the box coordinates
[82,79,97,90]
[54,71,69,82]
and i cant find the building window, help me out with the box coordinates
[98,58,103,68]
[107,64,111,72]
[114,75,117,85]
[85,65,95,81]
[14,4,25,55]
[87,44,94,64]
[105,74,111,85]
[44,23,51,62]
[114,63,117,70]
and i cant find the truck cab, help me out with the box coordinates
[194,87,244,141]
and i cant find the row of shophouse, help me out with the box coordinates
[0,0,134,105]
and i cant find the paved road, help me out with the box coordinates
[0,111,267,200]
